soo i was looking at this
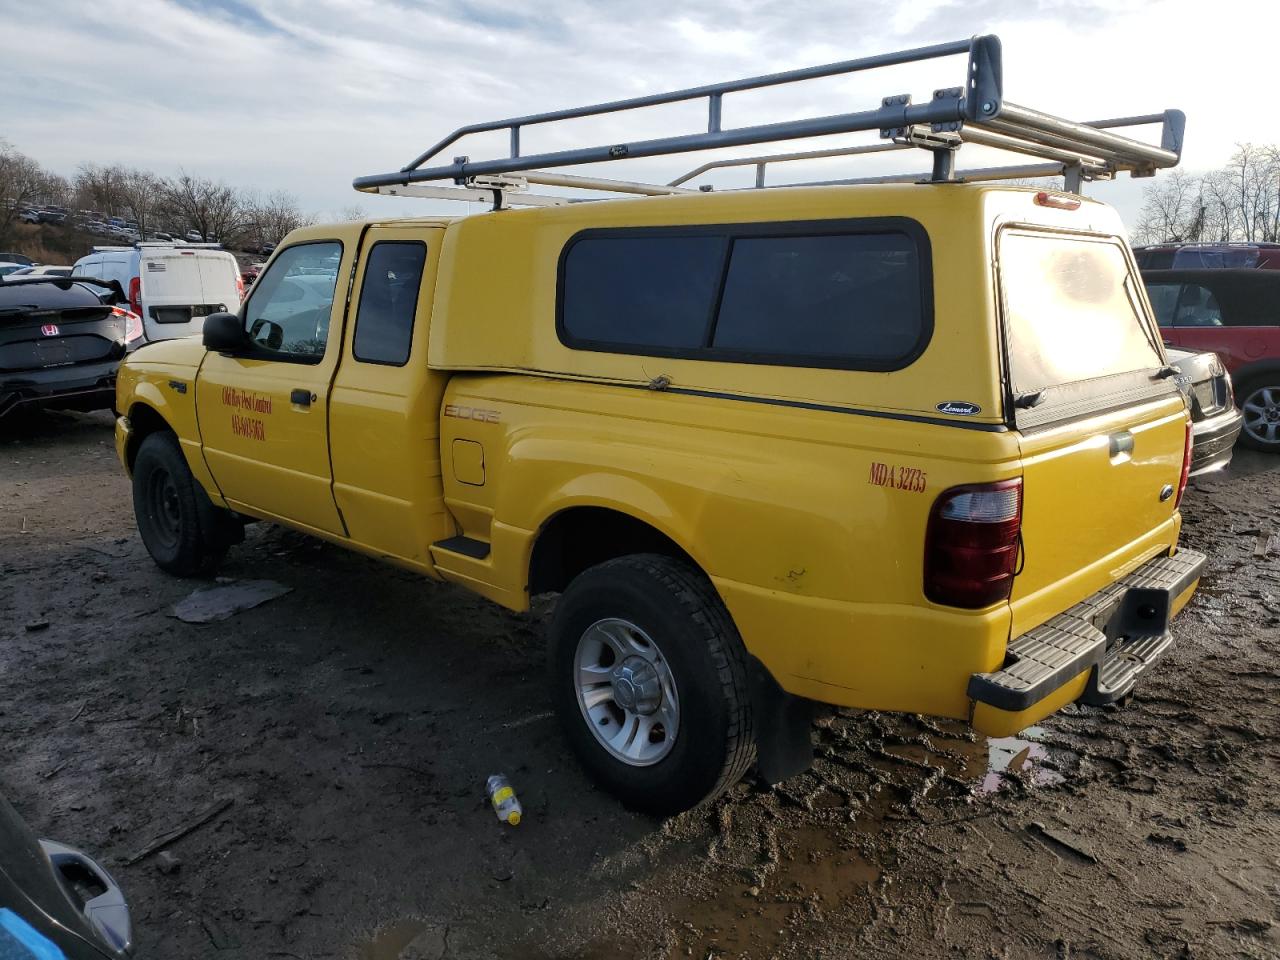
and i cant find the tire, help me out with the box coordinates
[548,554,755,815]
[131,432,227,576]
[1237,378,1280,452]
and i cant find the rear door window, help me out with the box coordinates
[353,241,427,365]
[1145,283,1180,326]
[1171,284,1223,327]
[999,231,1162,398]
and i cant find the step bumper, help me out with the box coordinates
[968,549,1207,716]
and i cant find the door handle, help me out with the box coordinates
[1109,431,1135,459]
[290,388,314,407]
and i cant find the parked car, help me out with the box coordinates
[19,209,41,224]
[184,230,204,242]
[1165,347,1242,475]
[0,786,132,958]
[1135,242,1280,271]
[1144,268,1280,451]
[0,253,35,267]
[0,276,142,419]
[0,263,26,279]
[4,265,73,280]
[71,243,243,343]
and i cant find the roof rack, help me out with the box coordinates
[353,34,1183,208]
[90,242,224,252]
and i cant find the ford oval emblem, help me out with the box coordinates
[936,401,981,416]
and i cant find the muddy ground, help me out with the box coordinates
[1,410,1278,960]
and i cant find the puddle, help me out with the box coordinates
[665,823,880,959]
[656,724,1066,956]
[978,726,1065,795]
[358,920,430,960]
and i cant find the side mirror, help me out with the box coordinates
[203,311,246,353]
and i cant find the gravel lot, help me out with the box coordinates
[2,409,1278,960]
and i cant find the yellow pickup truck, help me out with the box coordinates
[113,36,1204,813]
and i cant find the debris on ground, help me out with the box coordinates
[123,797,234,866]
[154,851,181,875]
[169,579,292,624]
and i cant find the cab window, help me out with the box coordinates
[243,241,343,359]
[353,241,426,365]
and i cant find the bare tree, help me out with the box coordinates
[0,141,58,244]
[160,173,248,243]
[1133,141,1280,245]
[74,163,130,218]
[1132,170,1206,245]
[118,169,165,239]
[334,204,367,222]
[243,190,313,248]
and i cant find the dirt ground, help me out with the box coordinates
[2,409,1278,960]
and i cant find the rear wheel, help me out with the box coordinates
[548,554,754,814]
[1238,379,1280,452]
[132,432,227,576]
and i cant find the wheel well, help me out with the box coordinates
[125,403,174,470]
[528,507,698,595]
[1233,361,1280,397]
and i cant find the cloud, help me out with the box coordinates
[4,0,1271,227]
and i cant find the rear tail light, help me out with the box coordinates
[128,276,142,318]
[235,272,245,303]
[924,479,1023,609]
[1174,420,1192,509]
[111,306,144,343]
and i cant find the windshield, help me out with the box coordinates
[1000,232,1161,396]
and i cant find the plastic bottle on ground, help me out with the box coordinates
[486,774,522,826]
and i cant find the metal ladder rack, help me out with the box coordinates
[353,34,1183,208]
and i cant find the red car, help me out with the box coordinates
[1144,269,1280,451]
[1135,242,1280,271]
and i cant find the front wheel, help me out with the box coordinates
[1238,379,1280,452]
[548,554,755,815]
[131,432,227,576]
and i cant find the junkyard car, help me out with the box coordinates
[112,37,1205,813]
[0,788,132,959]
[1165,347,1242,475]
[1144,268,1280,450]
[0,277,142,420]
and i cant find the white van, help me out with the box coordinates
[71,243,243,343]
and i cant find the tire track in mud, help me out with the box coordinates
[4,414,1279,960]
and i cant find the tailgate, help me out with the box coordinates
[998,228,1188,635]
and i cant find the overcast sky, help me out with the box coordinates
[4,0,1274,228]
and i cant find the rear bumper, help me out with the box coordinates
[1188,406,1243,477]
[0,360,120,419]
[968,548,1206,735]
